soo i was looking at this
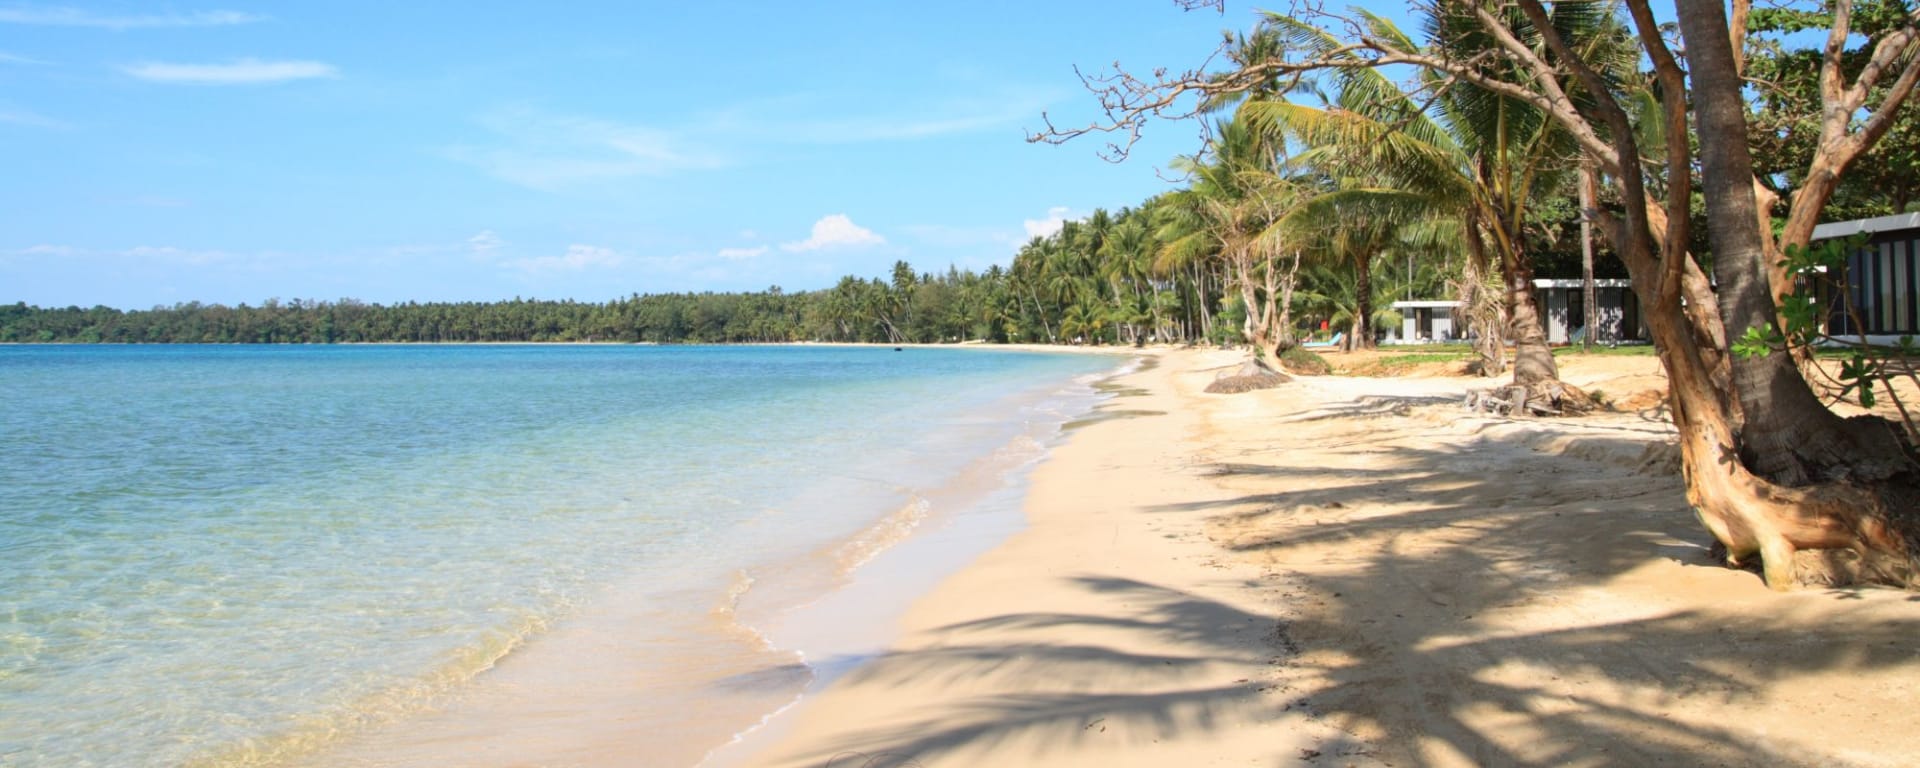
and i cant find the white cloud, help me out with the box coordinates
[0,6,263,28]
[124,245,228,265]
[716,246,768,261]
[467,230,505,256]
[17,244,77,256]
[125,58,338,85]
[780,214,885,252]
[446,106,724,189]
[123,195,188,208]
[2,244,236,265]
[1023,206,1073,239]
[705,85,1060,145]
[903,223,1022,250]
[0,107,63,128]
[501,244,623,274]
[0,51,47,65]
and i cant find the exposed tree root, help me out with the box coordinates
[1681,411,1920,590]
[1462,379,1597,417]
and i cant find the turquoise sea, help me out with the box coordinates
[0,345,1121,767]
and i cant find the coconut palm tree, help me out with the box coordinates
[1240,5,1632,385]
[1157,117,1312,366]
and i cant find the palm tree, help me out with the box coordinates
[1241,5,1631,384]
[1278,181,1437,349]
[1099,214,1156,343]
[1157,117,1310,366]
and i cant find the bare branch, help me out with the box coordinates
[1835,7,1920,156]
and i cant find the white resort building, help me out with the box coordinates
[1389,278,1645,345]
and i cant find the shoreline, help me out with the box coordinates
[726,346,1336,767]
[700,355,1155,767]
[285,347,1131,768]
[726,347,1920,767]
[0,340,1156,352]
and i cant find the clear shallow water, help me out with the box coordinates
[0,344,1119,767]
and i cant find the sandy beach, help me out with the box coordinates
[726,346,1920,768]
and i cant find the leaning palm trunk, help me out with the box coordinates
[1459,227,1507,377]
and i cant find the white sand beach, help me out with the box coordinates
[727,346,1920,768]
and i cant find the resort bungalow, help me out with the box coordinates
[1389,300,1458,343]
[1811,212,1920,344]
[1532,279,1645,345]
[1389,278,1646,345]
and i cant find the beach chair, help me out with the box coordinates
[1302,331,1344,349]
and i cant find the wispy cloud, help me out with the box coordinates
[14,244,77,256]
[716,245,769,261]
[7,244,237,265]
[501,244,624,274]
[903,223,1023,250]
[447,106,725,189]
[468,230,505,257]
[0,5,263,28]
[0,50,47,65]
[123,245,232,265]
[0,106,65,128]
[780,214,886,252]
[1023,206,1073,239]
[123,195,189,208]
[785,111,1030,143]
[124,58,338,85]
[706,86,1060,145]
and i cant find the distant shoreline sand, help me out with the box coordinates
[721,347,1920,768]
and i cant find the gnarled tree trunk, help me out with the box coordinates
[1503,252,1556,387]
[1461,217,1508,377]
[1659,0,1918,588]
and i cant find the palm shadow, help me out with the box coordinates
[741,393,1920,767]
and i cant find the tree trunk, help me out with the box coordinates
[1462,220,1508,377]
[1648,0,1919,587]
[1026,287,1055,343]
[1641,277,1912,589]
[1679,0,1900,486]
[1273,251,1301,354]
[1350,250,1375,350]
[1580,162,1597,352]
[1503,252,1557,386]
[1194,266,1205,340]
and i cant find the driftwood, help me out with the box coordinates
[1464,379,1597,417]
[1465,385,1553,417]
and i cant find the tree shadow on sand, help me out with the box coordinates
[747,397,1920,767]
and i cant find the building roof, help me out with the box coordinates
[1811,212,1920,240]
[1395,279,1632,308]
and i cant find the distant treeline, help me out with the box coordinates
[2,269,969,345]
[1,241,1236,345]
[13,188,1579,347]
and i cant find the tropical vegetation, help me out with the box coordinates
[1033,0,1920,590]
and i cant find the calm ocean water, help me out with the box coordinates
[0,344,1120,767]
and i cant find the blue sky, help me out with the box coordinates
[1,1,1282,308]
